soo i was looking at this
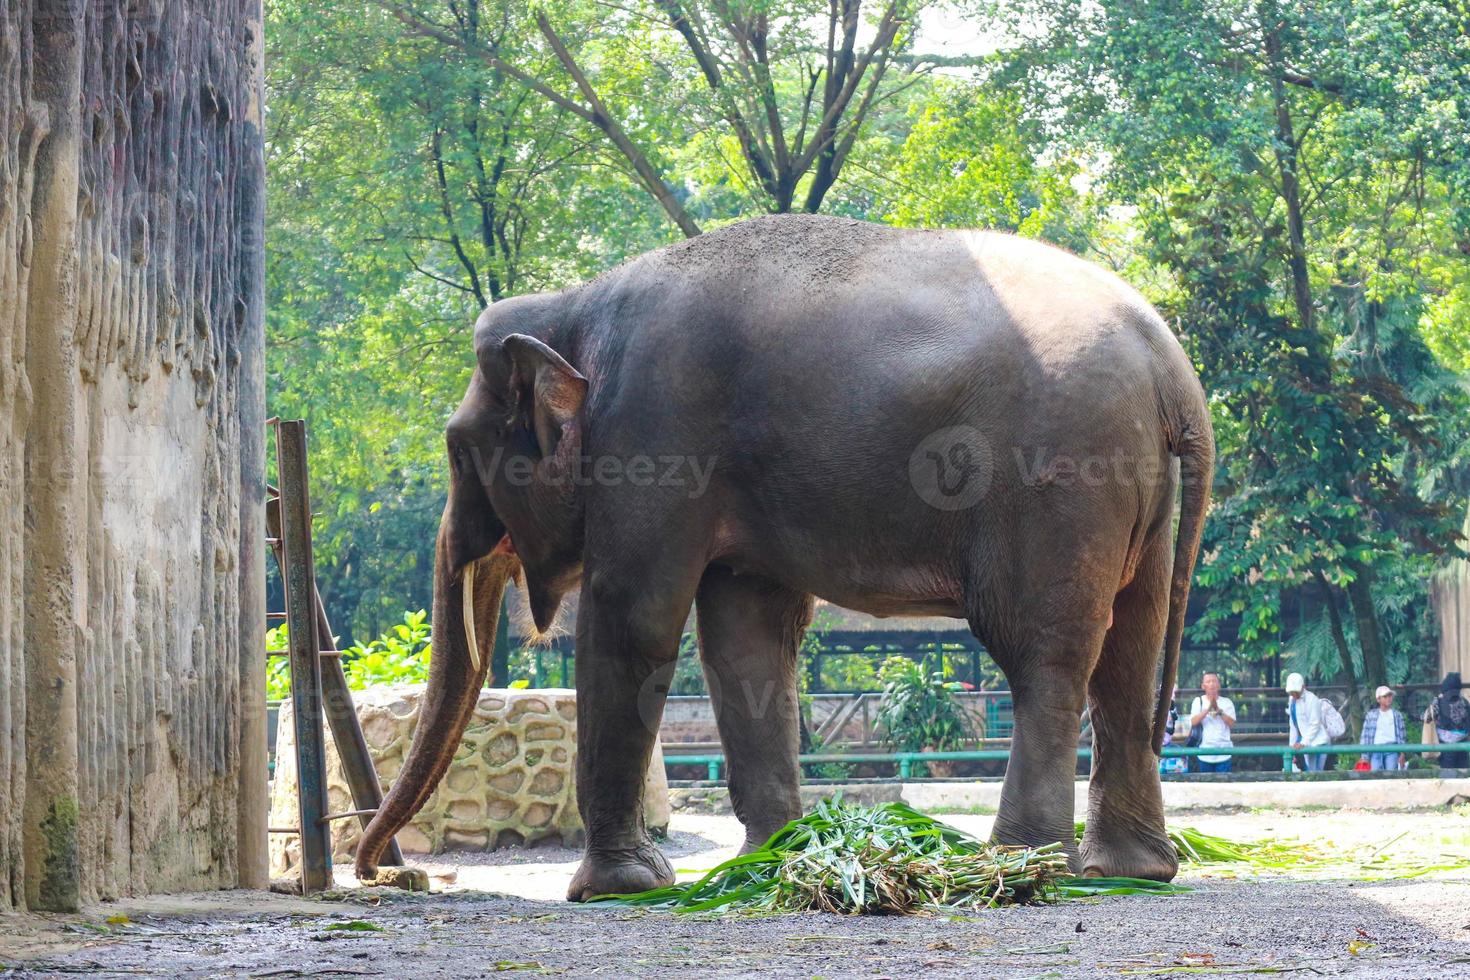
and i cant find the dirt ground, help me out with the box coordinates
[3,807,1469,979]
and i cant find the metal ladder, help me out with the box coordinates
[266,419,403,893]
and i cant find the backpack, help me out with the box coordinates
[1321,698,1346,740]
[1438,695,1470,733]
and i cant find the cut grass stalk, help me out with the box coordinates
[1074,821,1317,869]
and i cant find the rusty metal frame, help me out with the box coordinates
[267,419,403,893]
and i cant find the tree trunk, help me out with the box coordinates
[1314,569,1363,734]
[1263,20,1317,343]
[1344,560,1390,689]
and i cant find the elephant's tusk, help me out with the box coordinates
[463,560,481,673]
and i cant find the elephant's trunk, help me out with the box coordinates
[354,529,515,880]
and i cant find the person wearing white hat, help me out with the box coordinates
[1359,685,1405,771]
[1284,672,1331,771]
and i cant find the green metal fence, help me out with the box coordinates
[664,743,1454,781]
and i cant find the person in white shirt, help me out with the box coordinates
[1285,672,1331,771]
[1189,672,1236,773]
[1359,685,1405,771]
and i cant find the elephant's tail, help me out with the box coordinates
[1153,407,1215,755]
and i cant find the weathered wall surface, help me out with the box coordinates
[0,0,267,911]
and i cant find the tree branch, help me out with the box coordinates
[429,128,488,307]
[796,1,900,176]
[655,0,781,203]
[377,1,701,238]
[379,2,597,123]
[534,12,703,236]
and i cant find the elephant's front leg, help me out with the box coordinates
[695,566,811,852]
[566,568,696,902]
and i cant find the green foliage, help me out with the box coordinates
[505,645,570,689]
[265,625,291,701]
[804,761,856,780]
[999,0,1470,690]
[265,0,1467,697]
[267,610,433,699]
[668,631,707,696]
[874,656,976,755]
[816,654,882,693]
[265,0,674,644]
[878,80,1096,250]
[341,609,434,688]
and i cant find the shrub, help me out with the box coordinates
[266,609,432,699]
[874,655,976,755]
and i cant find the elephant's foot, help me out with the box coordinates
[736,830,780,855]
[1079,818,1178,882]
[567,841,674,902]
[991,812,1082,873]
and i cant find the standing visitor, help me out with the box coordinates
[1160,686,1187,774]
[1189,672,1236,773]
[1285,672,1331,771]
[1428,673,1469,769]
[1359,685,1405,771]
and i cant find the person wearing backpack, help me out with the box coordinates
[1285,672,1333,771]
[1428,672,1470,769]
[1359,685,1406,771]
[1189,671,1237,773]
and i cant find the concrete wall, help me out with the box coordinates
[269,687,670,873]
[0,0,266,911]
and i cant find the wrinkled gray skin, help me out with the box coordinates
[354,215,1215,900]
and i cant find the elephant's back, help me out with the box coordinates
[597,215,1177,396]
[602,214,1170,359]
[582,214,1193,473]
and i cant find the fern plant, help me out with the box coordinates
[874,655,977,755]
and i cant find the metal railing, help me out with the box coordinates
[664,743,1457,781]
[663,686,1444,750]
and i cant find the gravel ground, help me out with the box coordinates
[3,808,1468,978]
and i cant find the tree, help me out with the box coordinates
[266,0,674,641]
[872,78,1096,250]
[999,0,1470,700]
[378,0,951,231]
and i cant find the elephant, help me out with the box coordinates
[352,214,1215,900]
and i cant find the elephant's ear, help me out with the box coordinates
[502,333,587,457]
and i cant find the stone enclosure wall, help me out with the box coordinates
[0,1,267,910]
[270,687,670,875]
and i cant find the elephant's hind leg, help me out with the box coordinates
[985,634,1099,870]
[978,521,1122,869]
[695,565,811,852]
[1081,530,1178,881]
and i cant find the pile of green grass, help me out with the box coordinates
[593,800,1185,915]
